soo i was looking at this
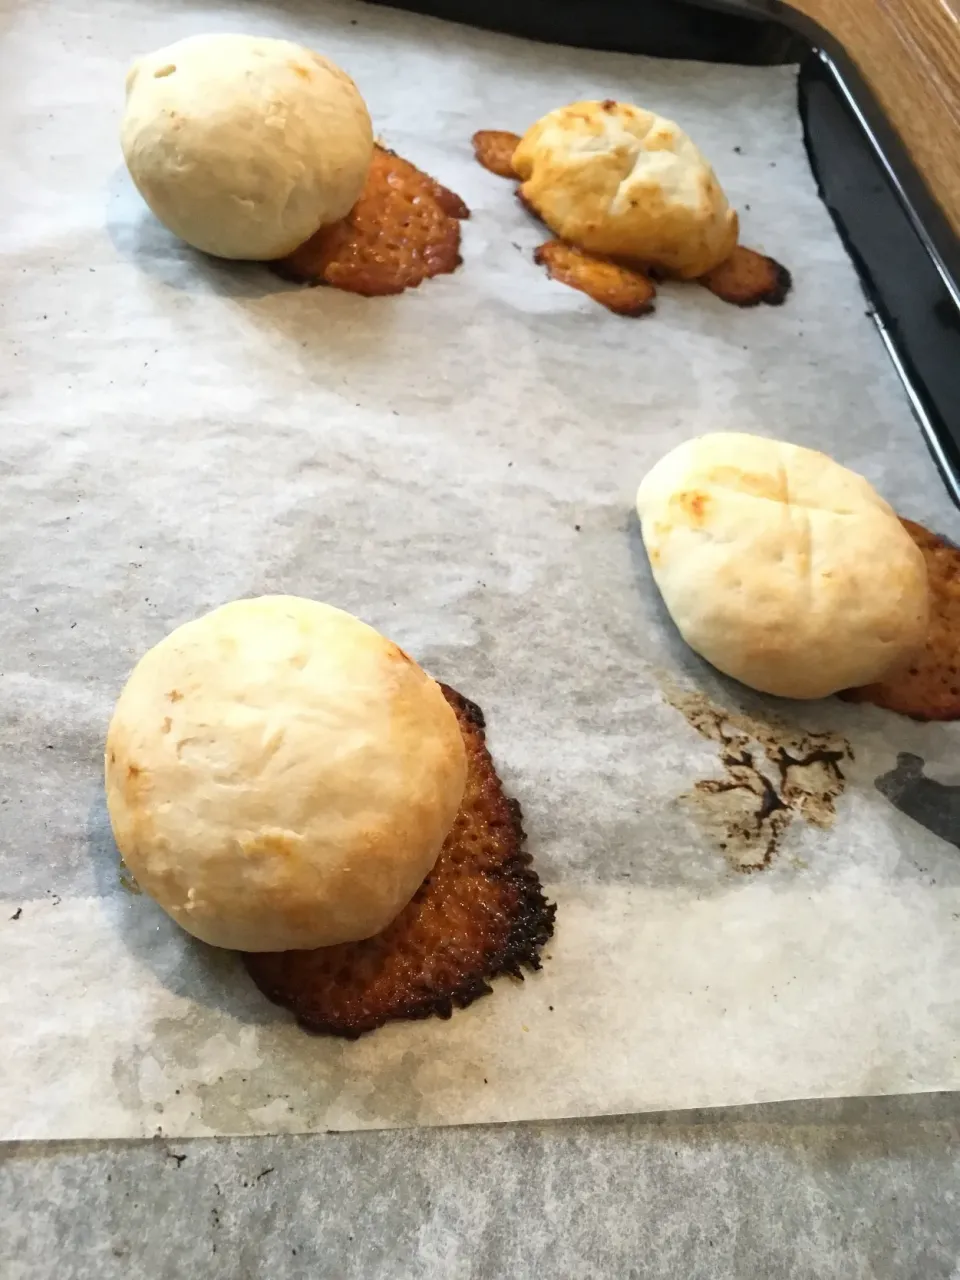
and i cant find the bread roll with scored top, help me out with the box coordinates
[513,99,738,278]
[636,433,929,698]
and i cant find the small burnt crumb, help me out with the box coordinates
[601,98,617,111]
[574,524,581,532]
[165,1150,187,1167]
[733,145,742,154]
[10,908,22,921]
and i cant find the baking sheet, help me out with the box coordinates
[2,0,960,1142]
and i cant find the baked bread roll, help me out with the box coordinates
[105,598,466,951]
[513,100,738,279]
[121,34,373,260]
[636,433,929,699]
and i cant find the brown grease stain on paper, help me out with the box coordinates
[665,687,852,871]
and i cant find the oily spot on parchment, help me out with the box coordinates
[663,685,853,871]
[110,986,436,1135]
[110,1007,263,1135]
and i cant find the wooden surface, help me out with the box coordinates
[787,0,960,237]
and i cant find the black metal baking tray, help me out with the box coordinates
[374,0,960,507]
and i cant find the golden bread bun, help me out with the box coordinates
[513,100,738,278]
[636,433,929,698]
[121,34,373,260]
[105,597,467,951]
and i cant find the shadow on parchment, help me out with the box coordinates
[83,790,491,1134]
[102,164,474,422]
[103,166,294,302]
[85,789,285,1029]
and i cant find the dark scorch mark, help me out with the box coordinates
[665,686,852,871]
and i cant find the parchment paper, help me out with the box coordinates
[2,0,960,1142]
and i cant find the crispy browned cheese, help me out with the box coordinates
[243,685,556,1038]
[472,129,522,179]
[842,519,960,720]
[699,245,792,307]
[533,240,657,317]
[472,124,793,311]
[271,146,470,297]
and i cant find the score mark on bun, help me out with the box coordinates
[635,433,930,700]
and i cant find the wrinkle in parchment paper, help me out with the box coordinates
[2,0,960,1140]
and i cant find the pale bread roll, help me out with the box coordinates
[121,34,373,260]
[512,100,738,279]
[105,597,467,951]
[636,433,929,699]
